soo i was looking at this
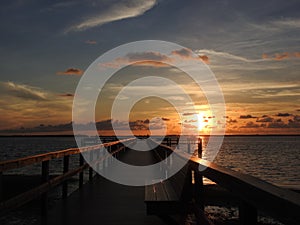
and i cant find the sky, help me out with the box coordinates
[0,0,299,135]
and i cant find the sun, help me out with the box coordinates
[197,112,205,131]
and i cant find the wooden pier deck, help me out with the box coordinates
[45,146,165,225]
[46,176,166,225]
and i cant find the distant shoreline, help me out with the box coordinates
[0,134,299,137]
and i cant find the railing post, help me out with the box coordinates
[194,169,204,211]
[239,201,257,225]
[62,155,69,198]
[0,172,3,202]
[79,154,84,188]
[89,151,93,181]
[97,149,100,172]
[41,160,49,223]
[198,138,202,158]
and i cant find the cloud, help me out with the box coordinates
[195,49,264,63]
[261,52,300,61]
[101,51,173,68]
[239,114,257,119]
[85,40,97,45]
[172,48,209,64]
[271,18,300,29]
[57,68,84,76]
[102,48,209,68]
[275,113,292,117]
[240,121,260,128]
[58,93,74,97]
[67,0,157,32]
[227,118,237,123]
[0,82,73,130]
[0,81,47,101]
[256,117,274,122]
[198,55,209,64]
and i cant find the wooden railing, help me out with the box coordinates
[0,138,135,216]
[153,139,300,225]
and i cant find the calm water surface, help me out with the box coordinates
[0,135,299,189]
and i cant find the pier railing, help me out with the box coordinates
[154,140,300,225]
[0,137,135,216]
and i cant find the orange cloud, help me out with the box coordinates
[198,55,209,64]
[171,48,209,64]
[262,53,269,59]
[85,40,97,45]
[57,68,84,76]
[262,52,300,61]
[274,52,290,60]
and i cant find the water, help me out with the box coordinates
[0,135,299,189]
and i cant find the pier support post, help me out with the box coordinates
[194,169,204,211]
[79,154,84,187]
[89,151,93,181]
[239,201,257,225]
[41,160,49,223]
[198,138,202,158]
[0,172,3,202]
[62,155,69,198]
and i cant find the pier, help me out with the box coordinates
[0,137,300,225]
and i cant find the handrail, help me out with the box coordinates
[153,139,300,224]
[0,138,135,172]
[0,138,136,215]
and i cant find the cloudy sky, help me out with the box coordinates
[0,0,299,135]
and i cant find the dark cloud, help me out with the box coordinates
[171,48,193,58]
[275,113,292,117]
[227,118,237,123]
[240,115,257,119]
[57,68,84,76]
[58,93,74,97]
[240,121,260,128]
[171,48,209,64]
[126,51,171,62]
[198,55,209,64]
[161,117,170,121]
[182,112,195,116]
[256,117,274,122]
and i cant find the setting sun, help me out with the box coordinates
[197,113,205,131]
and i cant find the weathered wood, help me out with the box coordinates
[62,155,69,198]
